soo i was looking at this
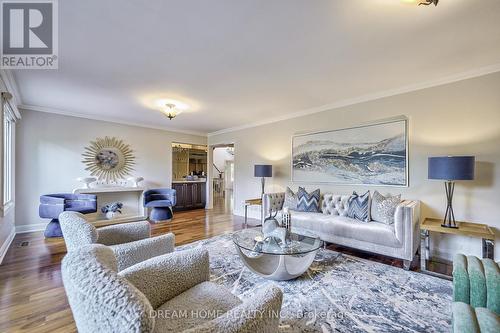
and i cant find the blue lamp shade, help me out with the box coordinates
[254,164,272,178]
[428,156,475,181]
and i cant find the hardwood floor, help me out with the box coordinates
[0,196,451,332]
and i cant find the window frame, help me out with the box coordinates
[0,92,17,217]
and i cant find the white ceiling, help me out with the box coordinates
[12,0,500,135]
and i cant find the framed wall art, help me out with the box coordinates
[82,136,135,183]
[291,118,408,186]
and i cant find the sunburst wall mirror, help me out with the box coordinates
[82,137,135,183]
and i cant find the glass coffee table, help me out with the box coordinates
[232,228,322,281]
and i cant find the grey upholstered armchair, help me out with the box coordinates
[62,244,283,333]
[59,211,175,271]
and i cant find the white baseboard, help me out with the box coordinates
[0,227,15,264]
[15,223,46,234]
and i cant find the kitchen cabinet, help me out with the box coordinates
[172,181,206,211]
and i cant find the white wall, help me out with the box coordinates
[16,109,206,231]
[212,147,234,178]
[208,71,500,260]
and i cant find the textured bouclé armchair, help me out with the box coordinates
[62,245,283,333]
[59,211,175,271]
[452,254,500,333]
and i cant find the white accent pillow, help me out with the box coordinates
[370,191,401,225]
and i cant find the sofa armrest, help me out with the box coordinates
[59,211,99,251]
[262,193,285,223]
[40,195,65,205]
[118,248,210,309]
[184,285,283,333]
[393,200,420,260]
[97,221,151,245]
[110,233,175,271]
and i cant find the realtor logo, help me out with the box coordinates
[1,0,58,69]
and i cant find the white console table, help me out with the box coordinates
[73,187,147,227]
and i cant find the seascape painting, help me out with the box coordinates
[292,120,408,186]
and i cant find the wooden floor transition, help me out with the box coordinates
[0,197,451,332]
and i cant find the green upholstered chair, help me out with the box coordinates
[452,254,500,333]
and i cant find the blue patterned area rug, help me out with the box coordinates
[179,233,452,333]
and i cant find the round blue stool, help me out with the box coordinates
[144,189,176,222]
[150,207,173,221]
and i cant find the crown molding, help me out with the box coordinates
[19,104,208,137]
[208,63,500,137]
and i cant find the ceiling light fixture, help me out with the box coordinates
[164,103,181,120]
[418,0,438,6]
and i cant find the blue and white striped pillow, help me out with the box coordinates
[296,187,321,213]
[347,191,370,222]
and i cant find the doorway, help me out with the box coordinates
[211,144,234,212]
[171,142,208,211]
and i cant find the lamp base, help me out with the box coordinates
[261,177,265,198]
[441,223,458,229]
[441,181,459,229]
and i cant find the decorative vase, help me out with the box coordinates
[106,211,117,219]
[77,177,97,189]
[282,207,291,231]
[127,176,144,187]
[262,210,288,246]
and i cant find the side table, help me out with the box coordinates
[244,198,262,228]
[420,217,495,280]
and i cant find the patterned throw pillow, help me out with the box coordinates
[370,191,401,225]
[296,187,321,213]
[283,187,298,211]
[347,191,370,222]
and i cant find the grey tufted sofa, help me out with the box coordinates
[59,211,175,271]
[62,244,283,333]
[263,192,420,269]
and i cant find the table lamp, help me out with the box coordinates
[254,164,272,197]
[428,156,475,228]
